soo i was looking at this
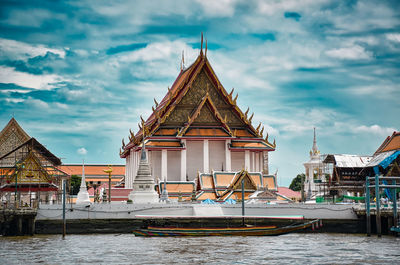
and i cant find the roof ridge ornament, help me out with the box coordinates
[200,32,204,56]
[205,38,208,57]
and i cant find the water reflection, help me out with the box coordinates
[0,233,399,264]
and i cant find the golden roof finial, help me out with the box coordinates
[273,139,276,148]
[245,107,249,117]
[122,138,125,148]
[249,113,254,123]
[140,115,145,124]
[265,133,269,142]
[260,126,264,136]
[256,122,261,132]
[229,88,234,97]
[233,93,238,104]
[152,106,155,112]
[154,98,159,107]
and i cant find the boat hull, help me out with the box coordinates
[133,219,319,237]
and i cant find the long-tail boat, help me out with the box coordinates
[133,219,320,237]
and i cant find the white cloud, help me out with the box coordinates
[347,84,398,97]
[325,45,372,60]
[26,98,49,109]
[77,147,88,155]
[353,124,397,136]
[0,38,65,60]
[0,66,63,90]
[195,0,237,17]
[386,33,400,43]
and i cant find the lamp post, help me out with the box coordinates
[103,166,113,203]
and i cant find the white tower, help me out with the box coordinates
[76,161,91,204]
[303,128,322,200]
[128,133,159,203]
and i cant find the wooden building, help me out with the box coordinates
[121,37,276,194]
[0,118,68,206]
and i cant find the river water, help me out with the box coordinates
[0,233,399,264]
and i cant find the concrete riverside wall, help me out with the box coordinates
[34,203,365,234]
[37,203,358,220]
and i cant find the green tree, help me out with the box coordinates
[289,173,305,191]
[70,175,82,195]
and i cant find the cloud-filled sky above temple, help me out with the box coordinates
[1,0,399,186]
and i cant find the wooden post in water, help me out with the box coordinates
[366,177,371,236]
[62,179,66,239]
[375,174,381,237]
[241,178,245,227]
[393,179,398,229]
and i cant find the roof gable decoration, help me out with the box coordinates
[178,92,233,137]
[0,118,31,157]
[8,151,53,184]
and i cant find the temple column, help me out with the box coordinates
[161,149,168,181]
[203,140,209,173]
[245,150,250,171]
[251,152,255,172]
[181,140,187,181]
[225,140,231,172]
[255,152,260,172]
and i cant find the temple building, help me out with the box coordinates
[0,118,68,205]
[121,36,276,198]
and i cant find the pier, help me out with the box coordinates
[0,206,37,236]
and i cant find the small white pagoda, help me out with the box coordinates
[76,162,91,204]
[128,134,159,203]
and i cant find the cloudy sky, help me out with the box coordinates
[0,0,399,186]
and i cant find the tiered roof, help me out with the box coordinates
[121,37,275,157]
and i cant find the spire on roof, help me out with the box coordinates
[200,32,204,56]
[311,127,319,156]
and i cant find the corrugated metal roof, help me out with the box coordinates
[332,154,372,168]
[365,150,397,167]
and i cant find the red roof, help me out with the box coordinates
[277,187,301,199]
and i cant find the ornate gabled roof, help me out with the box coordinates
[0,137,61,166]
[121,37,275,157]
[0,118,30,157]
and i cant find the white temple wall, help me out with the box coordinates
[209,140,225,172]
[231,151,245,171]
[167,150,181,181]
[150,150,162,182]
[186,140,203,180]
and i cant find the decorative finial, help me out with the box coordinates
[122,138,125,148]
[273,139,276,148]
[140,115,145,124]
[249,113,254,123]
[256,122,261,132]
[200,32,204,55]
[181,50,185,71]
[154,98,159,107]
[245,107,249,117]
[265,133,269,142]
[260,126,264,136]
[152,106,155,112]
[138,123,142,130]
[205,39,208,57]
[233,93,238,104]
[229,88,234,97]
